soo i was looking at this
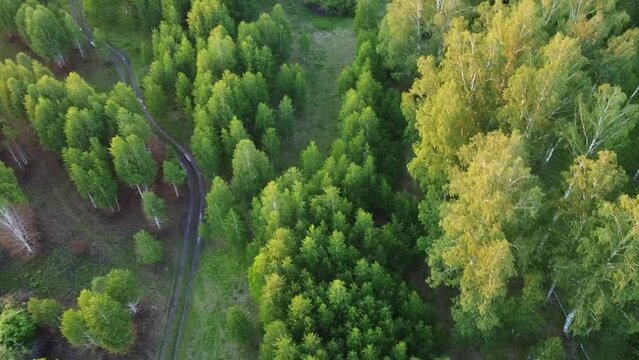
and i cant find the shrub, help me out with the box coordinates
[27,298,62,328]
[0,307,36,351]
[225,305,253,343]
[133,230,163,264]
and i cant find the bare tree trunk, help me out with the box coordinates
[153,216,161,230]
[75,38,85,59]
[8,148,23,170]
[0,206,39,260]
[173,183,179,198]
[128,300,140,315]
[12,140,28,167]
[88,194,97,209]
[563,310,576,336]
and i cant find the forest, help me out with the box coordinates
[0,0,638,359]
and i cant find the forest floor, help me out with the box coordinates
[177,3,356,359]
[0,131,183,359]
[0,31,182,359]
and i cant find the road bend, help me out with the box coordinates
[67,1,207,359]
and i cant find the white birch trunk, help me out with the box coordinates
[0,206,37,256]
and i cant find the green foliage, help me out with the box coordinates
[300,141,323,179]
[399,0,639,352]
[64,107,105,150]
[304,0,356,16]
[163,159,186,196]
[204,177,234,239]
[0,307,36,352]
[223,209,247,251]
[237,5,292,63]
[529,337,565,360]
[354,0,382,33]
[225,305,253,343]
[221,117,249,157]
[83,0,120,24]
[276,63,307,110]
[0,162,27,206]
[0,0,22,34]
[187,0,235,39]
[231,139,273,203]
[133,230,163,264]
[18,3,73,66]
[261,127,280,164]
[428,131,544,337]
[141,191,167,230]
[26,298,62,329]
[196,25,237,79]
[143,78,169,117]
[276,96,295,140]
[61,290,134,354]
[255,103,275,135]
[91,269,138,305]
[63,139,119,210]
[115,108,151,141]
[110,135,157,193]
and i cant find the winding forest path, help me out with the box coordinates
[67,1,206,359]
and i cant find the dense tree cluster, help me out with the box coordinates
[399,0,639,353]
[139,1,307,179]
[0,53,167,218]
[61,269,138,354]
[196,2,442,357]
[3,0,639,357]
[0,0,88,67]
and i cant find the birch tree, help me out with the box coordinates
[61,290,135,354]
[0,162,39,260]
[563,84,639,157]
[428,131,545,336]
[204,176,234,238]
[23,5,72,67]
[63,140,120,211]
[559,195,639,337]
[110,135,157,196]
[60,11,86,60]
[552,151,632,337]
[133,230,163,264]
[162,159,186,198]
[141,191,167,230]
[0,206,39,260]
[231,139,273,203]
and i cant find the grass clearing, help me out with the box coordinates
[281,27,356,167]
[156,108,194,147]
[97,15,152,80]
[68,50,119,92]
[271,1,357,167]
[179,245,260,360]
